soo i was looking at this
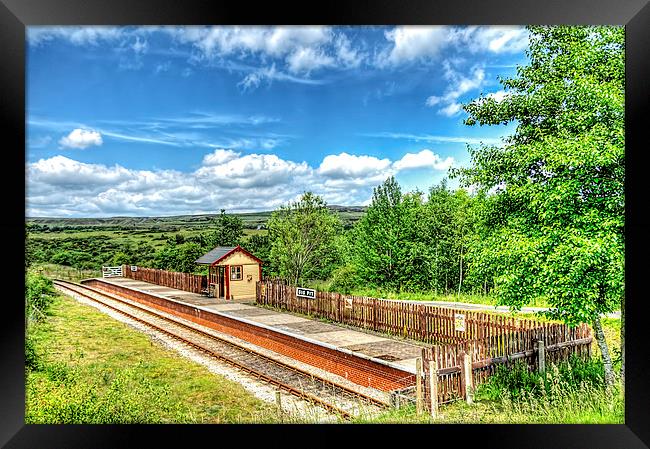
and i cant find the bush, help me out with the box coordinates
[25,335,40,371]
[25,272,56,323]
[328,265,360,294]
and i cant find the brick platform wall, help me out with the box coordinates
[83,279,415,392]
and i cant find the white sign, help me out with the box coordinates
[296,287,316,299]
[102,266,123,278]
[130,265,138,271]
[345,297,353,309]
[455,313,466,332]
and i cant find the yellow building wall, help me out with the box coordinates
[220,250,260,299]
[227,264,260,299]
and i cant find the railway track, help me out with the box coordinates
[53,279,389,421]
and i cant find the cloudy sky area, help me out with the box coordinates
[26,25,527,217]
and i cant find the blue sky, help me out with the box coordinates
[26,26,528,217]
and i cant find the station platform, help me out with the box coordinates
[94,277,426,374]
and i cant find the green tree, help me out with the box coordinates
[351,177,421,290]
[206,209,243,248]
[452,26,624,386]
[246,233,272,277]
[267,192,341,284]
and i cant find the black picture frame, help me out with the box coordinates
[3,0,648,447]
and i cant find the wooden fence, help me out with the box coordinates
[256,280,548,345]
[123,265,207,294]
[421,323,592,407]
[256,280,593,409]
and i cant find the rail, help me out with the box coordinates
[53,280,389,419]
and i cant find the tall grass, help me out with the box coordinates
[354,356,623,424]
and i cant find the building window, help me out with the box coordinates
[230,265,243,281]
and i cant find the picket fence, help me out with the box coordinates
[421,323,592,406]
[256,280,549,345]
[122,265,207,294]
[256,280,593,408]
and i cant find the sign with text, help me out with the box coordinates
[296,287,316,299]
[344,297,353,309]
[454,313,466,332]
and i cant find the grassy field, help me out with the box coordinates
[26,206,365,233]
[26,293,277,424]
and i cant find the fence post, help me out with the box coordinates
[537,339,546,374]
[275,390,283,422]
[429,359,438,418]
[462,350,473,405]
[416,357,423,415]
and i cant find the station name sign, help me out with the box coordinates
[296,287,316,299]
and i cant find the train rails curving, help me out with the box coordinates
[53,279,389,421]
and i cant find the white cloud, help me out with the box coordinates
[485,90,510,102]
[378,25,528,67]
[28,156,133,189]
[317,152,391,179]
[28,26,125,46]
[455,26,529,54]
[131,37,148,55]
[238,64,325,91]
[379,26,450,66]
[195,152,311,189]
[58,128,103,149]
[26,147,459,217]
[393,149,454,171]
[359,132,505,146]
[286,47,335,74]
[176,26,332,60]
[202,149,240,166]
[425,63,486,117]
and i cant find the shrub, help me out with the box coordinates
[25,272,56,323]
[328,265,360,294]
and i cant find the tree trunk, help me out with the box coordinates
[621,295,625,394]
[592,316,615,388]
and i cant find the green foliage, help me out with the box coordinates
[267,192,342,284]
[350,177,412,290]
[205,209,244,248]
[477,356,606,402]
[350,177,478,294]
[25,336,40,371]
[328,265,360,294]
[26,361,190,423]
[246,233,272,276]
[452,26,624,326]
[153,241,205,273]
[25,272,56,325]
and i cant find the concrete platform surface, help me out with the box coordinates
[95,277,427,373]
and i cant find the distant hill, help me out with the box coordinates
[26,205,367,232]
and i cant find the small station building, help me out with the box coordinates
[195,245,262,300]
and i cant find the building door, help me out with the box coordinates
[218,266,225,298]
